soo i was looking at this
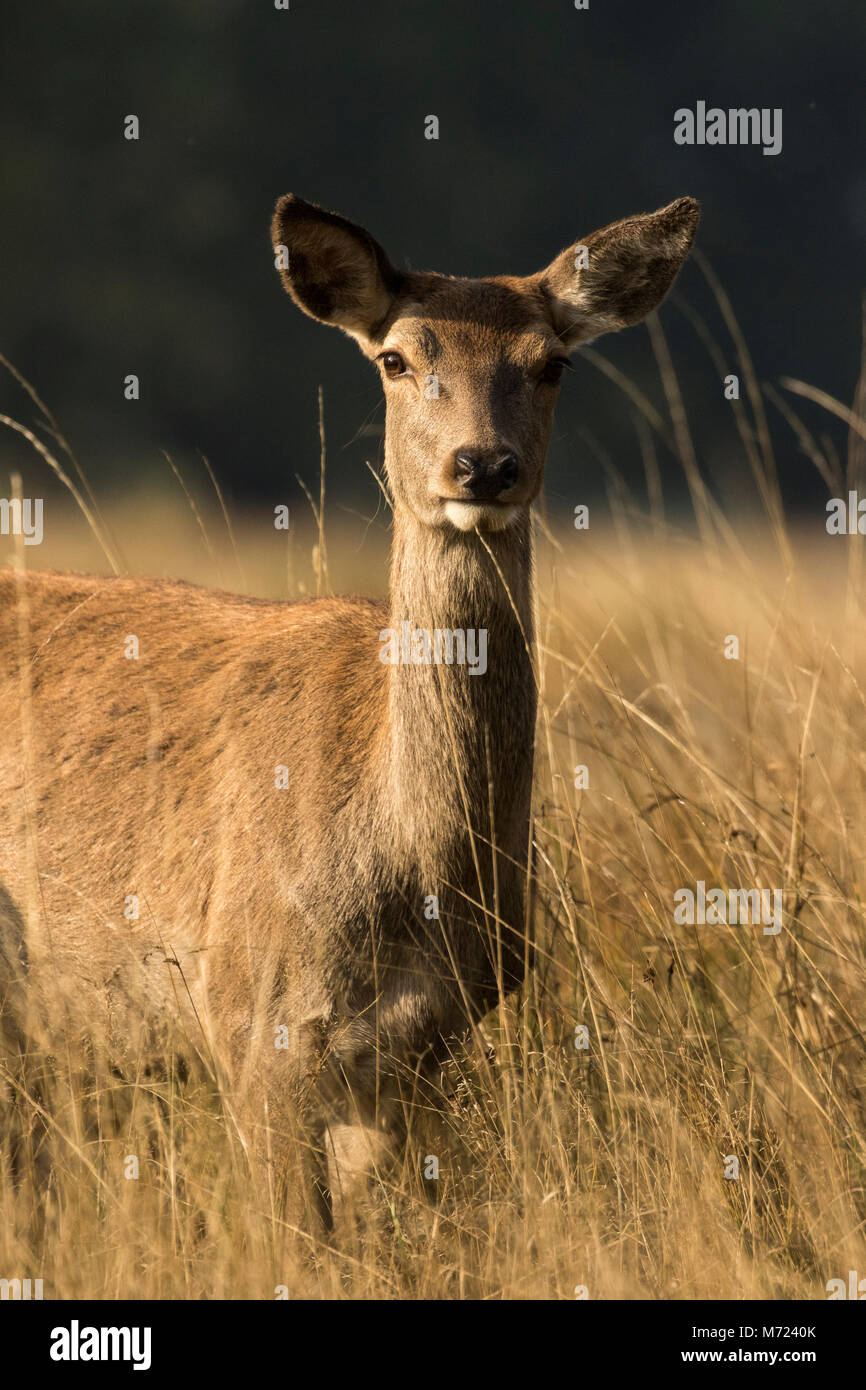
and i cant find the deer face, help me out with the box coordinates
[366,280,566,533]
[272,195,699,535]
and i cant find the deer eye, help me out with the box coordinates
[381,351,407,378]
[542,357,569,385]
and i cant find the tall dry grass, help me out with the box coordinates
[1,286,866,1300]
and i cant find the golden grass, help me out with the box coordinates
[2,300,866,1300]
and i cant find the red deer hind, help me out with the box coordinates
[0,192,698,1226]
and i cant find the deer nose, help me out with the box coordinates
[452,449,520,500]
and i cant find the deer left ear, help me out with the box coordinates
[535,196,700,348]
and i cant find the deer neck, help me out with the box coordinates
[380,504,537,866]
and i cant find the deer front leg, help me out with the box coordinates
[228,1007,333,1235]
[315,1018,407,1228]
[324,1116,396,1222]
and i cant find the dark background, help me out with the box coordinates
[1,0,864,524]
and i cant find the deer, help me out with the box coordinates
[0,192,698,1230]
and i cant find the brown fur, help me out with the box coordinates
[0,194,698,1225]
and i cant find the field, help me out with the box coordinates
[2,345,866,1300]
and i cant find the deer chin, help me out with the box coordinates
[441,500,520,533]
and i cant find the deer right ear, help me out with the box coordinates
[536,196,700,349]
[271,195,404,344]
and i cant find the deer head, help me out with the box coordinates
[271,194,698,536]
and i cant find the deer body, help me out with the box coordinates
[0,193,697,1221]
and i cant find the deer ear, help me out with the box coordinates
[536,196,699,348]
[271,195,404,343]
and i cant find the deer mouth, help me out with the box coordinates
[440,499,520,533]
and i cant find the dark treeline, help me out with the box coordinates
[1,0,863,522]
